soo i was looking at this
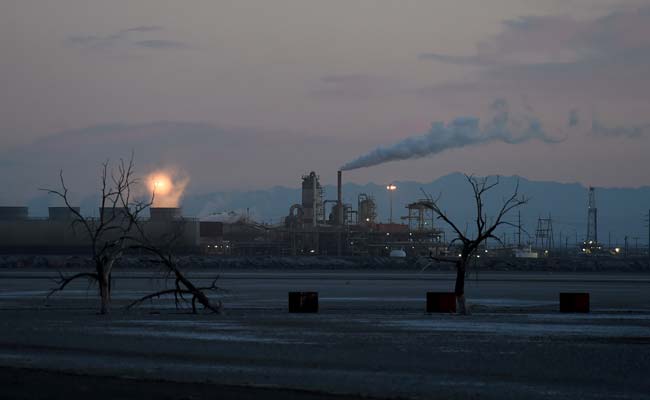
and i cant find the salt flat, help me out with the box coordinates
[0,269,649,399]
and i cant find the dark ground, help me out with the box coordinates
[1,269,649,399]
[0,367,381,400]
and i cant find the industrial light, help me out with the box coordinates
[386,184,397,191]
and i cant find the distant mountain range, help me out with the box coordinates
[25,173,650,247]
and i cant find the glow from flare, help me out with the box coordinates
[146,170,188,207]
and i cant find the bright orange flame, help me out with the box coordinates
[148,174,172,197]
[145,170,188,207]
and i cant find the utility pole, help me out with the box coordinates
[586,187,598,244]
[608,231,611,250]
[386,184,397,224]
[518,211,522,248]
[646,209,650,264]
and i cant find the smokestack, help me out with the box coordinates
[337,170,342,206]
[337,170,344,225]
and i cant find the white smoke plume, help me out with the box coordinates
[341,99,564,171]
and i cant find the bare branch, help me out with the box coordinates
[126,277,223,313]
[47,272,99,299]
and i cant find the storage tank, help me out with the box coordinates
[389,249,407,258]
[98,207,130,221]
[149,207,182,221]
[0,206,29,220]
[48,207,80,220]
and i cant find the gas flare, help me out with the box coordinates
[146,169,188,207]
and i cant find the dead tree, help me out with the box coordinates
[44,155,223,315]
[43,157,147,314]
[124,214,223,314]
[423,175,527,314]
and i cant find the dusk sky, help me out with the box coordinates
[2,0,650,203]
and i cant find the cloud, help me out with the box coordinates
[312,74,404,100]
[417,53,482,66]
[134,40,188,49]
[417,7,650,100]
[568,109,580,128]
[66,26,186,51]
[122,26,164,33]
[591,119,650,138]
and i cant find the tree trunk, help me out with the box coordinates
[175,270,222,314]
[98,276,110,314]
[97,265,112,315]
[455,258,468,315]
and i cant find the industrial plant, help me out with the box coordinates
[0,170,643,258]
[0,170,447,256]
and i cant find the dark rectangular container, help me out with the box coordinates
[289,292,319,313]
[427,292,456,313]
[560,292,590,313]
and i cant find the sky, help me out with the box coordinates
[1,0,650,204]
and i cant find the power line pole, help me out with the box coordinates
[518,211,522,248]
[586,187,598,244]
[646,209,649,264]
[608,231,611,250]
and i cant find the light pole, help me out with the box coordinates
[386,184,397,224]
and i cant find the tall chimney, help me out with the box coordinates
[337,170,344,225]
[337,170,342,206]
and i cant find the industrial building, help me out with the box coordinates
[0,170,445,256]
[199,170,445,257]
[0,206,199,254]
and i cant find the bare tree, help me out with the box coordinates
[124,213,223,314]
[423,175,527,314]
[44,155,223,315]
[44,157,147,314]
